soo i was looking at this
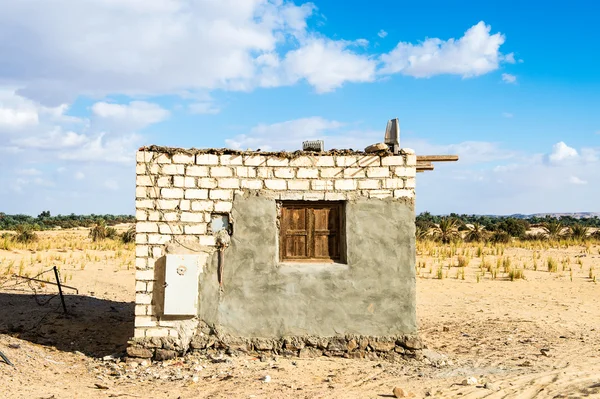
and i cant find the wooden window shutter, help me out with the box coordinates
[280,202,343,262]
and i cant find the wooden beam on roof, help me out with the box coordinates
[416,162,434,172]
[416,155,459,162]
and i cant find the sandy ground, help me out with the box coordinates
[1,230,600,398]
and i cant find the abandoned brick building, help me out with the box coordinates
[130,136,455,360]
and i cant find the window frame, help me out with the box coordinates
[278,201,346,264]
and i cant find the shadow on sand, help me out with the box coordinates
[0,292,133,358]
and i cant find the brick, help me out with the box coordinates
[336,156,357,167]
[405,154,417,167]
[315,157,335,167]
[394,189,413,198]
[162,164,184,175]
[199,235,217,246]
[147,211,160,221]
[358,180,380,189]
[241,180,263,190]
[135,257,147,269]
[136,199,154,209]
[156,154,171,164]
[148,234,171,244]
[136,151,154,163]
[136,245,150,257]
[274,168,295,178]
[156,176,172,187]
[366,167,389,178]
[303,192,325,201]
[186,165,210,177]
[196,154,219,165]
[146,282,154,292]
[384,178,404,189]
[197,178,218,188]
[369,190,393,199]
[209,189,232,200]
[185,189,208,199]
[381,156,405,166]
[161,188,184,199]
[172,153,194,164]
[136,293,152,305]
[136,175,152,187]
[320,168,343,178]
[136,269,155,280]
[181,212,204,223]
[157,199,179,210]
[133,328,146,338]
[135,281,147,292]
[214,201,233,212]
[145,328,170,338]
[289,156,314,167]
[135,305,148,316]
[217,178,240,188]
[280,192,304,200]
[325,192,346,201]
[159,224,183,235]
[297,168,319,179]
[287,180,310,190]
[405,177,416,189]
[220,154,243,165]
[266,158,289,167]
[393,166,416,178]
[185,224,207,235]
[136,187,148,199]
[173,176,195,188]
[357,155,380,167]
[334,179,357,190]
[256,167,274,178]
[265,179,286,190]
[162,212,178,222]
[136,163,146,175]
[135,233,147,244]
[210,166,233,177]
[191,201,213,211]
[235,166,256,178]
[180,200,191,211]
[244,155,266,166]
[137,222,158,233]
[343,168,366,178]
[311,180,334,190]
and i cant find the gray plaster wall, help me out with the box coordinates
[198,192,416,338]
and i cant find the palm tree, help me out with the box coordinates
[542,221,563,240]
[465,222,488,242]
[89,220,107,242]
[432,217,460,244]
[570,224,589,241]
[416,224,429,241]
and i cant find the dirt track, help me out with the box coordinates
[1,232,599,398]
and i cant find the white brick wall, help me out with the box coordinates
[134,149,416,340]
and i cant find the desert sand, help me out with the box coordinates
[1,229,599,398]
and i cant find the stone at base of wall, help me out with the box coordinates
[128,328,425,362]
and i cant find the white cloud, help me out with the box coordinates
[547,141,578,164]
[502,112,513,118]
[104,180,119,191]
[59,133,140,164]
[16,168,42,176]
[189,102,220,115]
[380,22,507,78]
[92,101,170,131]
[378,30,388,38]
[569,176,587,185]
[502,73,517,84]
[281,38,377,93]
[74,171,85,180]
[226,117,344,151]
[13,127,87,150]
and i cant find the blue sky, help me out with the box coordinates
[0,0,599,216]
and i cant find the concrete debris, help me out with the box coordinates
[126,346,153,359]
[393,386,416,398]
[365,143,388,153]
[461,377,478,386]
[262,375,271,383]
[484,382,500,391]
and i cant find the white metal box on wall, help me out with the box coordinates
[163,254,202,316]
